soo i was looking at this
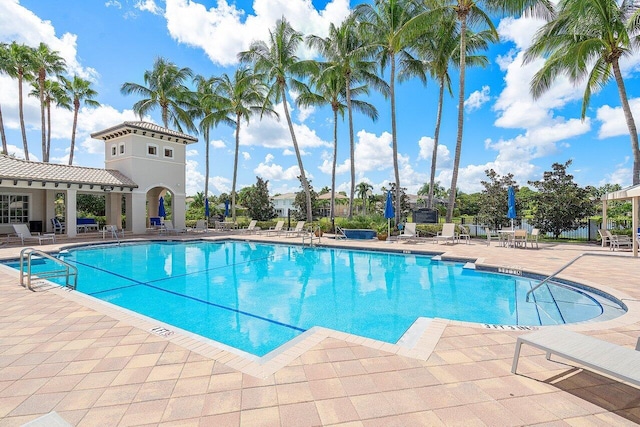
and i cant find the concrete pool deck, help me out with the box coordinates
[0,232,639,426]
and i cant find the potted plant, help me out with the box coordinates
[375,223,388,240]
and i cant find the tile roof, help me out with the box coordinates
[90,121,198,144]
[0,155,138,188]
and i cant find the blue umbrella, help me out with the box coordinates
[507,186,516,228]
[204,197,210,218]
[158,197,166,219]
[384,190,395,239]
[224,199,230,218]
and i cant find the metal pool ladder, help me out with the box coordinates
[302,226,322,247]
[19,248,78,291]
[525,252,614,302]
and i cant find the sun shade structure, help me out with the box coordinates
[601,184,640,257]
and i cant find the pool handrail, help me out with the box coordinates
[19,247,78,291]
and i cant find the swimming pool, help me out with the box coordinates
[7,241,626,356]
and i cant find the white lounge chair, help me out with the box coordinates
[512,328,640,387]
[283,221,306,237]
[529,228,540,249]
[600,229,632,251]
[192,219,208,233]
[398,222,419,241]
[241,220,260,234]
[434,223,456,244]
[261,220,285,236]
[12,224,55,245]
[161,221,187,234]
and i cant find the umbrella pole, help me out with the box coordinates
[387,218,390,242]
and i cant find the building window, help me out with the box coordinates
[164,147,173,158]
[0,194,29,224]
[111,145,116,156]
[147,144,158,156]
[119,144,125,154]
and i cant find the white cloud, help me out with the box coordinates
[211,139,226,149]
[186,149,198,157]
[242,151,251,160]
[135,0,162,15]
[185,159,205,195]
[253,152,311,181]
[105,1,122,9]
[319,158,350,175]
[163,0,351,67]
[417,136,451,168]
[596,98,640,139]
[0,1,97,80]
[465,86,491,112]
[210,176,231,194]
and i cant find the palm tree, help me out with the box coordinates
[61,75,100,165]
[7,42,34,160]
[356,181,374,215]
[525,0,640,185]
[239,17,317,224]
[212,68,274,221]
[121,57,196,133]
[297,67,378,221]
[307,17,388,218]
[31,42,66,162]
[354,0,423,224]
[0,43,10,155]
[410,9,495,209]
[436,0,553,221]
[191,75,218,213]
[29,80,70,162]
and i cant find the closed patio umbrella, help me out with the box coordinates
[384,190,395,241]
[507,186,516,229]
[158,197,166,219]
[205,198,210,218]
[224,200,230,218]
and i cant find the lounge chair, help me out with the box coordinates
[241,220,260,234]
[599,229,632,251]
[51,218,66,234]
[512,328,640,387]
[397,222,419,241]
[12,224,55,245]
[161,221,187,234]
[529,228,540,249]
[102,225,124,239]
[434,223,456,244]
[283,221,307,237]
[261,220,285,236]
[192,219,208,233]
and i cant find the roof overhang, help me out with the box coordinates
[601,184,640,201]
[91,121,198,145]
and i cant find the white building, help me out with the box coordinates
[271,193,296,218]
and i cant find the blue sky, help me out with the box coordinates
[1,0,639,198]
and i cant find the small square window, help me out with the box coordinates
[148,145,157,156]
[164,148,173,158]
[119,144,125,154]
[111,146,116,156]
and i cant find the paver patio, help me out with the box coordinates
[0,232,639,426]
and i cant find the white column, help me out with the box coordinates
[106,193,122,229]
[633,196,638,258]
[44,190,56,233]
[66,189,77,238]
[131,191,147,234]
[173,193,186,230]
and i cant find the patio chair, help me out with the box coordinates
[529,228,540,249]
[610,233,633,251]
[12,224,55,245]
[192,219,208,233]
[261,220,285,236]
[161,221,187,234]
[51,218,66,234]
[283,221,307,238]
[242,220,260,234]
[598,228,612,247]
[102,225,124,239]
[457,225,471,244]
[510,229,528,248]
[485,228,499,246]
[434,223,456,245]
[397,222,419,241]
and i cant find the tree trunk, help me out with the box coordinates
[390,53,401,224]
[0,104,8,155]
[346,75,355,219]
[282,87,312,223]
[447,14,468,222]
[39,71,47,162]
[46,100,51,162]
[612,59,640,186]
[331,107,338,221]
[428,80,445,209]
[204,127,210,215]
[231,115,241,222]
[69,101,79,165]
[18,73,29,161]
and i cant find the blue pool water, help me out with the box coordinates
[6,241,625,356]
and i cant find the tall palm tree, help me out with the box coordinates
[61,75,100,165]
[356,181,374,214]
[307,17,388,218]
[239,17,317,223]
[29,80,70,162]
[31,43,66,162]
[7,42,34,160]
[297,67,378,221]
[435,0,553,221]
[0,43,10,155]
[525,0,640,185]
[410,9,495,209]
[121,57,196,133]
[354,0,423,224]
[192,75,218,212]
[212,68,275,221]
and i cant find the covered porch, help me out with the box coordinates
[602,183,640,257]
